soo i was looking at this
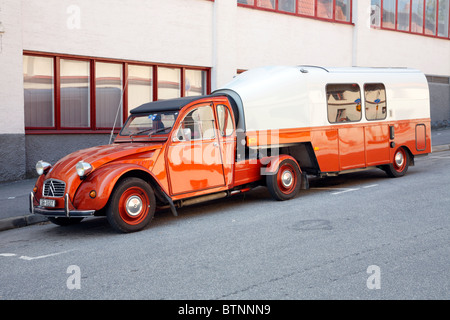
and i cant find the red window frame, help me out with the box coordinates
[237,0,354,25]
[24,51,211,134]
[374,0,450,40]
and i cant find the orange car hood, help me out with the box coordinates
[45,143,162,181]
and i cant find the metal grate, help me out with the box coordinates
[42,179,66,198]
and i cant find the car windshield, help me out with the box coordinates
[119,111,179,139]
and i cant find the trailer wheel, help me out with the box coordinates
[266,159,301,201]
[384,147,410,178]
[106,177,155,233]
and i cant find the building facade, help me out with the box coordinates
[0,0,449,182]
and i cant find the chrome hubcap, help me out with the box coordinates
[125,196,143,216]
[281,170,293,188]
[395,151,404,168]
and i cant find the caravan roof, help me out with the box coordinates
[214,66,429,132]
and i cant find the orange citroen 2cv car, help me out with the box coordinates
[30,66,432,232]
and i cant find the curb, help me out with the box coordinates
[0,144,449,232]
[0,214,48,232]
[432,145,450,152]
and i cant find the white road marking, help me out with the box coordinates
[331,188,359,195]
[0,253,17,257]
[311,184,379,195]
[310,187,349,191]
[1,250,73,261]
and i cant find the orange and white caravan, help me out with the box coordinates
[30,66,432,232]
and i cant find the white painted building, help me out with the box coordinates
[0,0,449,182]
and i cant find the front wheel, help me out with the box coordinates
[266,159,301,201]
[384,147,410,178]
[106,177,156,233]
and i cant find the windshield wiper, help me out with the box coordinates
[130,127,170,139]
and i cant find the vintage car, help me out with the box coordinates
[30,66,431,232]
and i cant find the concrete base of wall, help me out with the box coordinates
[429,82,450,129]
[25,134,111,179]
[0,134,26,182]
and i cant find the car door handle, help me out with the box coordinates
[213,142,219,147]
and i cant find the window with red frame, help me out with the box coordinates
[237,0,353,23]
[371,0,450,39]
[23,53,211,132]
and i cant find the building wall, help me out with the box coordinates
[354,1,450,76]
[21,0,214,67]
[0,0,449,182]
[234,5,354,69]
[0,0,26,181]
[19,0,216,180]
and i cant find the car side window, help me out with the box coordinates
[216,105,234,136]
[175,105,215,141]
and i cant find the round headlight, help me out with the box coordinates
[36,161,51,175]
[76,161,92,177]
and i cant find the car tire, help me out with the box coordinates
[106,177,156,233]
[266,159,301,201]
[384,147,410,178]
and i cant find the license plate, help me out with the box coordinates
[40,199,56,207]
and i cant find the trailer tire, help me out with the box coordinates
[106,177,155,233]
[384,147,410,178]
[266,159,301,201]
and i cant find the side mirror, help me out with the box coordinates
[183,128,191,140]
[173,128,191,142]
[173,131,182,142]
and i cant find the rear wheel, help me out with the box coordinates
[384,147,410,178]
[266,159,301,201]
[106,177,155,233]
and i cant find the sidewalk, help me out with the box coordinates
[430,127,450,151]
[1,128,450,232]
[0,178,46,231]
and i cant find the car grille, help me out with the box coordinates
[42,179,66,198]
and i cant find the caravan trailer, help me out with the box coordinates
[30,66,432,232]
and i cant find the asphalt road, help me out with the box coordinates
[0,151,449,301]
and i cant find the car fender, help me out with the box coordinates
[260,155,301,175]
[73,163,165,211]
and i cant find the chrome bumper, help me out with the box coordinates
[30,192,95,218]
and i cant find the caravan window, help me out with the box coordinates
[364,83,387,121]
[326,84,362,123]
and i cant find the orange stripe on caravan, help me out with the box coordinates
[246,128,312,147]
[245,119,432,148]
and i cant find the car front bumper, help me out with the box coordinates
[30,192,95,218]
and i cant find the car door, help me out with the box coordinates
[215,103,236,186]
[167,104,226,195]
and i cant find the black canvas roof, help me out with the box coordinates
[130,95,211,114]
